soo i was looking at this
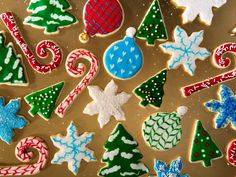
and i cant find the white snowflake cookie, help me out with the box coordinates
[172,0,227,25]
[160,26,210,76]
[83,80,131,128]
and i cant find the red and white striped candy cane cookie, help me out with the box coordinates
[0,12,62,74]
[0,137,48,176]
[227,139,236,167]
[181,43,236,97]
[55,49,99,118]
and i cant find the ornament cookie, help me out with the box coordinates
[172,0,227,25]
[55,49,99,118]
[136,0,168,46]
[83,80,131,128]
[226,140,236,166]
[104,27,143,80]
[0,31,27,86]
[133,69,167,108]
[205,84,236,130]
[1,12,62,74]
[24,0,77,34]
[0,97,27,144]
[154,157,189,177]
[182,42,236,97]
[51,122,96,175]
[142,106,188,151]
[190,120,222,167]
[99,123,149,177]
[160,26,210,76]
[24,82,64,120]
[0,137,48,176]
[79,0,124,43]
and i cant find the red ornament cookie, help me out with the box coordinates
[227,140,236,167]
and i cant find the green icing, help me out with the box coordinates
[133,69,167,108]
[99,123,149,177]
[190,120,222,167]
[136,0,168,45]
[0,32,27,85]
[24,82,64,120]
[24,0,77,34]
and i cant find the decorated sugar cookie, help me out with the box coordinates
[0,97,27,144]
[51,122,96,175]
[104,27,143,80]
[190,120,222,167]
[172,0,227,25]
[79,0,124,43]
[99,123,149,177]
[24,82,64,120]
[160,26,210,76]
[226,140,236,166]
[142,106,188,151]
[24,0,77,34]
[205,84,236,130]
[0,31,27,86]
[154,157,189,177]
[83,80,131,128]
[0,137,48,176]
[136,0,168,46]
[133,69,167,108]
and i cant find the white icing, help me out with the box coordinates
[0,66,2,71]
[47,21,59,25]
[50,13,73,22]
[13,59,20,69]
[5,47,12,64]
[132,149,139,153]
[100,165,121,175]
[120,172,136,176]
[126,27,136,38]
[121,152,133,159]
[18,67,23,79]
[130,163,148,172]
[108,130,120,142]
[31,6,47,14]
[0,36,2,44]
[103,148,119,161]
[49,0,64,10]
[121,137,137,145]
[24,16,43,22]
[176,106,188,116]
[31,0,40,3]
[3,73,13,81]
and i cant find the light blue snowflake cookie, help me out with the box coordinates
[103,27,143,80]
[154,157,189,177]
[0,97,27,144]
[51,121,96,175]
[205,84,236,130]
[160,26,210,76]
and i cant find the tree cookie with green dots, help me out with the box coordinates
[24,82,64,120]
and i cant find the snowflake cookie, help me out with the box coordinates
[51,122,96,175]
[160,26,210,76]
[205,84,236,130]
[83,80,131,128]
[0,97,27,144]
[154,157,189,177]
[172,0,227,25]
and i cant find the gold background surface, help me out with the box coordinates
[0,0,236,177]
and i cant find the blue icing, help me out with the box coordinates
[104,36,143,79]
[0,97,27,144]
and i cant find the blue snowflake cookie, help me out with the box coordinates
[0,97,27,144]
[205,84,236,130]
[103,27,143,80]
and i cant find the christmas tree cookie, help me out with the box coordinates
[24,82,64,120]
[103,27,143,80]
[142,106,188,151]
[0,32,27,86]
[190,120,222,167]
[24,0,77,34]
[99,123,149,177]
[133,69,167,108]
[136,0,168,46]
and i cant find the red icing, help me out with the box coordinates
[0,137,48,176]
[181,43,236,97]
[227,140,236,166]
[194,152,199,157]
[205,142,209,147]
[195,139,199,143]
[209,151,213,156]
[202,131,206,136]
[55,49,99,118]
[83,0,123,37]
[0,12,62,74]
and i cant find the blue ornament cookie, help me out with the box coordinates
[103,27,143,80]
[0,97,27,144]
